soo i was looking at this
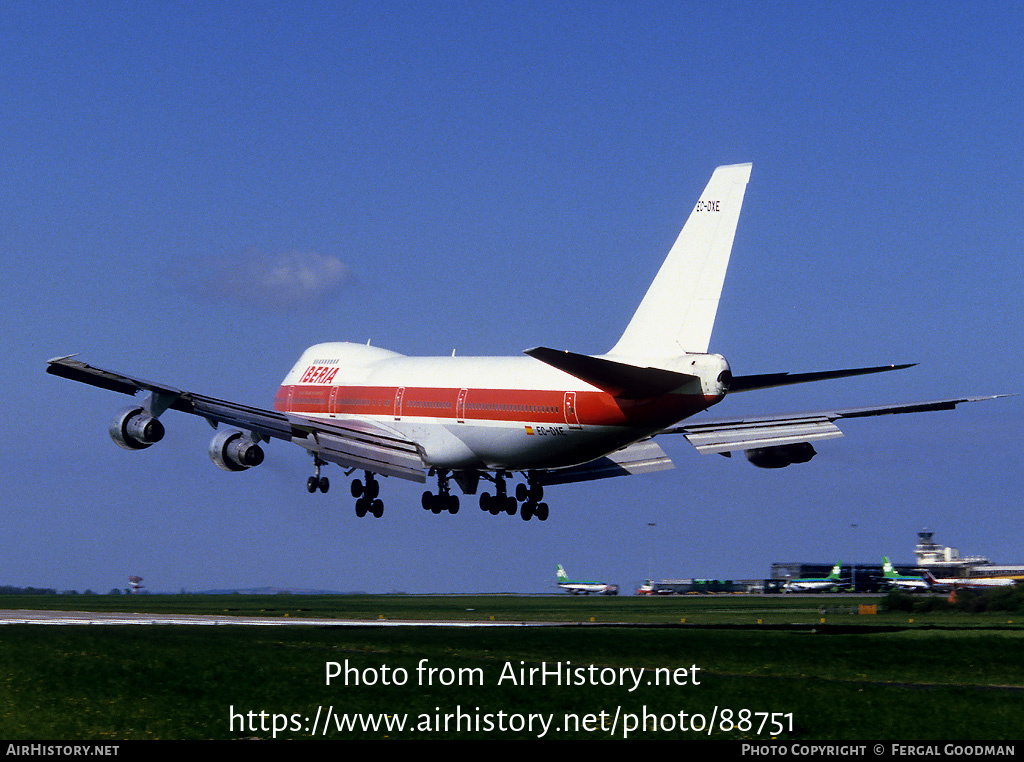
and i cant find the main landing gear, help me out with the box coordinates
[351,471,384,518]
[479,472,549,522]
[306,457,330,494]
[306,461,549,522]
[422,470,460,514]
[306,458,384,518]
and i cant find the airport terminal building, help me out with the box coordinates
[770,531,1024,592]
[638,531,1023,594]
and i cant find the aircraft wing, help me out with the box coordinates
[663,396,1007,454]
[284,415,426,482]
[46,355,427,482]
[536,439,674,485]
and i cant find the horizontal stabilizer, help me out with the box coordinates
[729,363,915,393]
[525,346,697,398]
[537,440,674,485]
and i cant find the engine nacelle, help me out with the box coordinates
[109,407,165,450]
[745,442,817,469]
[209,430,265,472]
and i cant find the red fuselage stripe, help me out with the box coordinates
[274,385,718,428]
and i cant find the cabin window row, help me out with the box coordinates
[467,402,559,414]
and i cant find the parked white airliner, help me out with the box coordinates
[556,565,616,595]
[47,164,1003,521]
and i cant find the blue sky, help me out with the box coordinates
[2,3,1021,593]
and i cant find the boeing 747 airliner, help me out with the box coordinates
[48,164,1003,521]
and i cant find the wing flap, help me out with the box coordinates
[287,416,426,482]
[682,417,843,454]
[537,440,674,485]
[190,396,293,441]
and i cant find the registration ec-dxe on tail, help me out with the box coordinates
[47,164,1004,521]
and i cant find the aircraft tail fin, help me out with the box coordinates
[609,163,752,358]
[557,565,568,581]
[882,557,896,578]
[829,562,842,580]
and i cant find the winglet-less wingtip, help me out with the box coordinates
[47,353,80,365]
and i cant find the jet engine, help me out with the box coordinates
[109,406,165,450]
[209,429,265,472]
[745,442,817,469]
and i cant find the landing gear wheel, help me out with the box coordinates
[504,496,517,516]
[520,501,534,521]
[351,479,364,498]
[535,502,549,521]
[422,491,434,511]
[479,492,492,512]
[308,457,328,493]
[355,498,368,518]
[447,494,460,514]
[516,483,529,502]
[370,499,384,518]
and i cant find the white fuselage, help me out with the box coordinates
[885,577,931,591]
[782,577,842,593]
[926,575,1019,591]
[559,581,610,595]
[274,342,726,473]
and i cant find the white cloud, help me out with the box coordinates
[186,251,352,309]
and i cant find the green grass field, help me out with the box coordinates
[1,595,1021,740]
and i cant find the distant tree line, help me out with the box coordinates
[883,583,1024,614]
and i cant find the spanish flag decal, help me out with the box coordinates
[525,426,535,435]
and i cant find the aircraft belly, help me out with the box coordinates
[392,421,481,469]
[399,419,640,471]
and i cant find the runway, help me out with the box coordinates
[0,609,554,627]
